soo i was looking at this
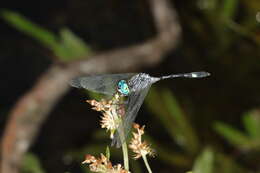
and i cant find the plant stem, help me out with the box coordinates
[118,123,129,170]
[121,139,129,170]
[142,154,152,173]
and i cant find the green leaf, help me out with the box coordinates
[2,10,60,50]
[106,146,110,160]
[145,87,199,154]
[192,148,214,173]
[161,88,199,153]
[214,122,251,149]
[145,87,176,138]
[1,10,91,62]
[193,149,251,173]
[221,0,238,21]
[215,152,251,173]
[243,110,260,139]
[58,28,91,61]
[21,153,45,173]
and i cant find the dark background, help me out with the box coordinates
[1,0,260,172]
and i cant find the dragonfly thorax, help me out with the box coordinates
[128,73,155,92]
[117,73,154,96]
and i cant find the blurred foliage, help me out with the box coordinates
[197,0,260,49]
[1,10,91,62]
[21,153,45,173]
[192,148,214,173]
[191,148,250,173]
[146,87,199,154]
[214,110,260,151]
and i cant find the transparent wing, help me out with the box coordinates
[70,73,135,95]
[112,85,151,147]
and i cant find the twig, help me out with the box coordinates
[0,0,181,172]
[119,127,129,170]
[142,154,153,173]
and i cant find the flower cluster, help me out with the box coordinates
[86,93,124,139]
[82,154,130,173]
[84,93,154,172]
[129,123,155,159]
[86,99,113,112]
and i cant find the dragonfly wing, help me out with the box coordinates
[112,85,151,147]
[70,73,135,95]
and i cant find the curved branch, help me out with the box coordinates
[1,0,181,172]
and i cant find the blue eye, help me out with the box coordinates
[117,80,130,96]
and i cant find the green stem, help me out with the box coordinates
[142,154,152,173]
[118,122,129,170]
[121,139,129,170]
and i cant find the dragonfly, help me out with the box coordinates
[70,72,210,147]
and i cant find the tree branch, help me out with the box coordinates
[1,0,181,172]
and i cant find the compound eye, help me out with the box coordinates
[117,80,123,87]
[117,80,129,96]
[117,82,121,89]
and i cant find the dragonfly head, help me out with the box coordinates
[117,80,130,96]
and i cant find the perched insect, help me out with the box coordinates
[70,72,210,147]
